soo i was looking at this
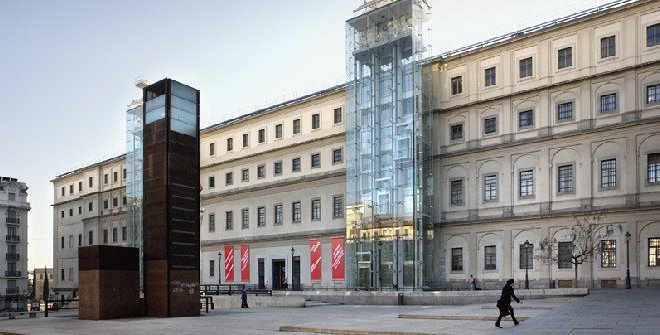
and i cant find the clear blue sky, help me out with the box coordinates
[0,0,614,270]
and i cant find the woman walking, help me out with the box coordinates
[495,279,521,328]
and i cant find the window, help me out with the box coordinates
[78,234,82,247]
[113,171,118,183]
[103,229,108,244]
[78,182,83,192]
[209,213,215,232]
[113,197,118,207]
[312,113,320,130]
[293,119,301,134]
[69,268,73,282]
[451,248,463,271]
[122,196,127,206]
[77,206,82,215]
[257,207,266,227]
[61,210,64,218]
[61,236,64,249]
[600,35,616,58]
[484,67,496,87]
[518,110,533,128]
[69,208,73,216]
[558,47,572,69]
[484,245,496,270]
[648,23,660,47]
[88,231,93,245]
[61,269,65,281]
[274,161,283,175]
[257,165,266,178]
[519,243,534,269]
[88,177,93,188]
[292,157,301,172]
[69,184,73,194]
[241,169,249,182]
[225,211,234,230]
[450,179,464,205]
[292,201,301,223]
[225,172,233,185]
[483,175,498,201]
[241,209,249,229]
[334,107,342,124]
[600,93,617,113]
[103,200,108,209]
[558,165,574,193]
[484,117,497,134]
[123,168,126,180]
[242,133,249,147]
[519,57,533,78]
[333,196,344,218]
[450,76,462,95]
[209,142,215,156]
[649,153,660,184]
[274,204,283,225]
[515,170,534,198]
[311,153,321,168]
[600,240,616,268]
[210,260,215,277]
[333,148,343,164]
[648,84,660,104]
[88,202,93,212]
[112,228,117,242]
[557,102,573,120]
[227,138,233,151]
[450,124,463,141]
[649,237,660,266]
[311,199,321,221]
[104,174,108,185]
[600,159,617,189]
[558,241,573,269]
[258,129,265,143]
[275,124,283,139]
[61,187,65,197]
[122,227,127,241]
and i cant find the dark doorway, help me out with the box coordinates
[292,256,301,291]
[272,259,285,290]
[258,258,265,289]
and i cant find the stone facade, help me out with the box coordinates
[0,177,30,307]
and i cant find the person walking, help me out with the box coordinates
[495,279,521,328]
[468,274,476,291]
[241,289,249,308]
[282,276,288,291]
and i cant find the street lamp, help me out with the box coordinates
[524,240,530,290]
[625,232,631,289]
[218,251,222,285]
[291,247,295,291]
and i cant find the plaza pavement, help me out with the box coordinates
[0,289,658,335]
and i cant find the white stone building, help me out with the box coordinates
[0,176,30,306]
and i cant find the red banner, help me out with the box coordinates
[240,245,250,282]
[331,237,345,280]
[224,245,234,282]
[310,239,322,281]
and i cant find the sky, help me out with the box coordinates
[0,0,618,270]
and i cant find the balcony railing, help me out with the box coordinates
[6,253,19,261]
[5,217,20,224]
[6,235,20,242]
[5,270,21,277]
[5,287,19,295]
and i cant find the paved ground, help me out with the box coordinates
[0,289,658,335]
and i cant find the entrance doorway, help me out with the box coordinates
[272,259,285,290]
[258,258,265,289]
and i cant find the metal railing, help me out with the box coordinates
[200,284,274,296]
[5,217,19,224]
[6,253,19,261]
[4,270,21,277]
[5,235,20,242]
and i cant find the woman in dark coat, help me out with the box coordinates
[496,279,520,328]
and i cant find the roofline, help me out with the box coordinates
[52,153,126,182]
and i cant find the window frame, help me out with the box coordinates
[241,168,249,182]
[648,23,660,47]
[519,169,535,199]
[257,164,266,179]
[332,148,343,164]
[208,213,215,233]
[258,128,266,143]
[450,123,464,141]
[242,133,249,148]
[449,178,464,206]
[649,237,660,266]
[311,153,321,168]
[274,161,283,176]
[209,142,215,156]
[292,157,301,172]
[292,201,301,223]
[557,46,573,69]
[332,195,344,218]
[600,35,616,59]
[599,92,618,114]
[225,172,233,186]
[600,240,616,268]
[557,163,575,194]
[599,158,617,190]
[557,101,574,122]
[483,116,497,135]
[484,245,497,270]
[311,198,321,221]
[648,153,660,185]
[518,109,534,129]
[241,208,249,229]
[647,83,660,105]
[208,176,215,188]
[482,174,498,202]
[558,241,573,269]
[293,118,301,134]
[257,206,266,227]
[484,67,496,87]
[227,137,233,151]
[225,211,234,230]
[274,204,283,225]
[334,107,343,124]
[519,57,533,78]
[311,113,320,130]
[519,243,534,270]
[275,124,283,139]
[451,247,463,271]
[450,76,463,95]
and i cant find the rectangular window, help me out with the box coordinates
[519,57,533,78]
[104,174,108,185]
[484,117,497,134]
[61,269,64,281]
[648,23,660,47]
[333,195,344,218]
[451,76,462,95]
[60,210,64,218]
[69,268,73,282]
[225,211,234,230]
[88,177,93,188]
[103,200,108,209]
[242,133,249,147]
[557,102,573,120]
[600,35,616,58]
[209,213,215,232]
[69,184,73,194]
[483,175,498,201]
[88,231,93,245]
[78,182,82,192]
[209,142,215,156]
[600,159,617,189]
[293,119,301,134]
[518,110,534,128]
[484,67,496,87]
[274,161,283,175]
[558,47,573,69]
[257,165,266,178]
[648,84,660,104]
[333,148,343,164]
[312,113,320,130]
[113,197,118,207]
[123,168,126,180]
[600,240,616,268]
[78,234,82,247]
[519,170,534,198]
[122,196,127,206]
[103,229,108,244]
[274,204,283,225]
[61,236,64,249]
[484,245,496,270]
[61,187,65,197]
[451,248,463,271]
[227,138,233,151]
[210,260,215,277]
[275,124,283,139]
[241,169,249,182]
[558,241,573,269]
[450,124,463,140]
[225,172,233,185]
[113,172,118,183]
[88,202,93,212]
[257,207,266,227]
[558,165,574,193]
[78,206,82,215]
[600,93,617,113]
[649,237,660,266]
[311,199,321,221]
[450,180,464,205]
[112,228,117,242]
[311,153,321,168]
[69,208,73,216]
[122,227,127,241]
[519,243,534,269]
[649,153,660,184]
[292,201,301,223]
[334,107,342,124]
[258,129,265,143]
[292,157,301,172]
[241,209,249,229]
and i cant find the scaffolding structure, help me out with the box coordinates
[345,0,433,290]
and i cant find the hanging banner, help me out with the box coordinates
[331,237,345,280]
[224,245,234,282]
[240,244,250,282]
[310,239,322,281]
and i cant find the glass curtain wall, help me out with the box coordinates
[126,104,144,292]
[345,0,432,290]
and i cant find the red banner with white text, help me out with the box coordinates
[224,245,234,282]
[240,244,250,282]
[331,237,345,280]
[310,239,322,281]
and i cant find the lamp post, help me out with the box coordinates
[524,240,530,290]
[218,252,222,285]
[291,247,295,291]
[625,232,631,289]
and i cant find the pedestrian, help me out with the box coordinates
[241,289,249,308]
[495,279,521,328]
[282,276,288,291]
[9,299,18,319]
[468,274,476,291]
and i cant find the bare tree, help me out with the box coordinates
[536,213,619,288]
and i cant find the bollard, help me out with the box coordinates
[397,293,404,305]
